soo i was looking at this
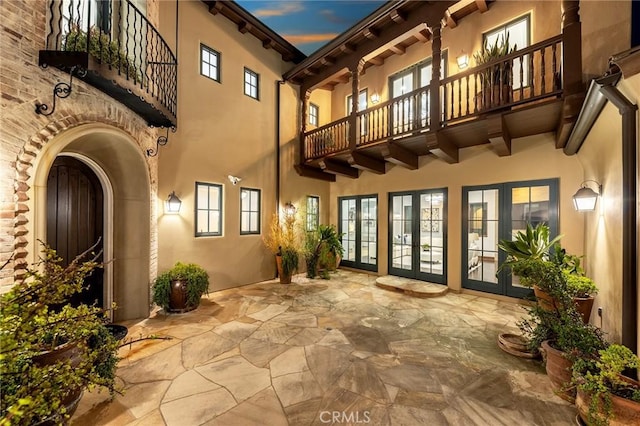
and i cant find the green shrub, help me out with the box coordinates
[152,262,209,310]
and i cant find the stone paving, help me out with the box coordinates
[72,270,576,425]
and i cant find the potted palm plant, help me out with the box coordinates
[152,262,209,313]
[0,244,120,425]
[473,33,516,110]
[303,224,344,279]
[573,344,640,426]
[264,212,300,284]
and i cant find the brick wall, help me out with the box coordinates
[0,0,160,289]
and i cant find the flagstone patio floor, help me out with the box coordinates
[72,270,576,425]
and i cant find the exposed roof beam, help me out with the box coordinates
[427,132,459,164]
[476,0,488,13]
[348,152,386,174]
[340,43,355,54]
[294,164,336,182]
[363,27,380,40]
[381,143,418,170]
[414,28,432,43]
[263,39,275,49]
[487,114,511,156]
[319,159,360,179]
[209,1,224,15]
[336,74,350,84]
[390,9,407,24]
[368,57,384,66]
[443,10,457,29]
[238,21,252,34]
[320,57,335,66]
[389,45,406,55]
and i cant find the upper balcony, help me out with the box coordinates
[39,0,177,128]
[286,0,584,181]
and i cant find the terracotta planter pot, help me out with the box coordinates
[168,279,197,313]
[541,340,575,402]
[276,255,292,284]
[534,285,558,312]
[574,296,595,324]
[33,342,84,423]
[576,384,640,425]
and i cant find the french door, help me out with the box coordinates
[388,189,447,284]
[339,195,377,272]
[462,179,559,297]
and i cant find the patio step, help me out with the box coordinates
[375,275,448,298]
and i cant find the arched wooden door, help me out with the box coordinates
[47,156,104,307]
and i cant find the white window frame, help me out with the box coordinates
[244,67,259,100]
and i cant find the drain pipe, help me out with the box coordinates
[275,79,285,278]
[598,82,638,353]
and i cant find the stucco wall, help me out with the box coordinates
[576,73,639,346]
[329,133,586,292]
[156,1,330,290]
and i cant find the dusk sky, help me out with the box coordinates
[236,0,386,55]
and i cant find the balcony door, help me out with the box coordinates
[339,195,377,272]
[347,89,368,136]
[389,189,447,284]
[462,179,558,298]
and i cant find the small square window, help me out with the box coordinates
[309,103,319,126]
[240,188,261,234]
[244,68,259,100]
[195,182,223,237]
[200,44,220,82]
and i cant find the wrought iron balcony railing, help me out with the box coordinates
[40,0,177,128]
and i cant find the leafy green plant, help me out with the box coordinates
[473,33,517,85]
[564,272,598,298]
[63,26,141,82]
[550,244,584,275]
[0,244,120,425]
[303,228,321,279]
[280,247,299,277]
[264,212,301,279]
[498,223,562,278]
[303,224,343,279]
[573,344,640,426]
[152,262,209,311]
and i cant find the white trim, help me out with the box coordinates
[59,153,115,320]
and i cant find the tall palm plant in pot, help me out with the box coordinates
[473,33,516,110]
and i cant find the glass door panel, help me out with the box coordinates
[389,189,447,284]
[339,195,378,272]
[465,189,500,291]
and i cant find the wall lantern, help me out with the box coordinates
[572,180,602,212]
[165,191,182,214]
[370,92,380,104]
[457,53,469,70]
[284,202,296,216]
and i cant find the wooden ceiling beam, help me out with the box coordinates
[427,132,459,164]
[294,164,336,182]
[443,10,457,29]
[340,43,356,54]
[381,143,418,170]
[368,56,384,66]
[414,28,432,43]
[363,27,380,40]
[476,0,488,13]
[262,39,275,49]
[487,114,512,156]
[208,1,224,15]
[348,152,386,174]
[320,57,335,66]
[319,159,360,179]
[389,45,406,55]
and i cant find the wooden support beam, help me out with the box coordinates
[303,68,317,76]
[368,56,384,66]
[238,21,251,34]
[476,0,488,12]
[295,165,336,182]
[427,132,458,164]
[363,27,380,40]
[209,1,224,15]
[263,39,275,49]
[389,45,406,55]
[348,152,386,174]
[336,73,350,84]
[487,114,512,156]
[340,43,355,54]
[443,10,457,28]
[555,92,585,148]
[414,28,432,43]
[320,57,335,66]
[319,160,360,179]
[381,143,418,170]
[390,9,407,23]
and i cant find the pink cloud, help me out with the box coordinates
[282,33,340,45]
[254,2,304,17]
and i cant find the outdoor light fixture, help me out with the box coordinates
[228,175,242,185]
[371,92,380,104]
[572,180,602,212]
[284,202,296,216]
[165,191,182,214]
[457,53,469,70]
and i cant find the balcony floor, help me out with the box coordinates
[73,270,575,425]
